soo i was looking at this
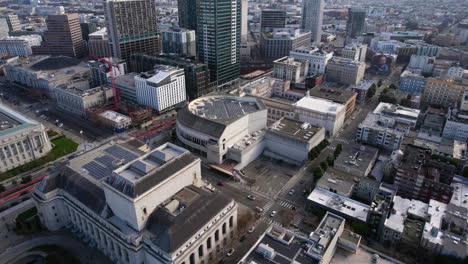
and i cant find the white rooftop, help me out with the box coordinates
[147,71,171,85]
[384,196,411,233]
[99,110,131,123]
[294,96,345,115]
[307,187,370,222]
[373,102,420,120]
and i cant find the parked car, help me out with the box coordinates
[247,195,256,200]
[300,180,305,184]
[217,181,224,186]
[227,248,235,257]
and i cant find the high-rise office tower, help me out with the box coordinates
[178,0,197,30]
[197,0,241,85]
[346,8,366,39]
[241,0,248,43]
[32,13,87,58]
[301,0,324,43]
[261,9,287,32]
[105,0,161,61]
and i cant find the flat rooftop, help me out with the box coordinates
[241,225,320,264]
[0,103,37,135]
[317,168,357,196]
[269,117,323,142]
[334,143,379,177]
[294,96,345,115]
[189,96,265,121]
[115,72,138,87]
[308,87,357,104]
[308,187,370,222]
[99,110,131,123]
[384,196,412,233]
[373,103,420,122]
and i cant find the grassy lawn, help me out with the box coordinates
[30,245,80,264]
[47,130,59,137]
[15,207,37,222]
[0,136,78,181]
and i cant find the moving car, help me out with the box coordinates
[247,195,256,200]
[227,248,235,256]
[248,227,255,233]
[270,211,277,217]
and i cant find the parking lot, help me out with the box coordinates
[242,155,300,197]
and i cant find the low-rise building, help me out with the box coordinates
[307,87,357,119]
[34,142,238,264]
[273,57,309,84]
[395,145,454,204]
[408,55,436,74]
[349,80,375,102]
[289,47,333,75]
[334,143,379,177]
[341,43,367,62]
[442,110,468,142]
[0,35,42,57]
[265,117,325,165]
[135,66,187,112]
[400,69,426,94]
[240,213,363,264]
[114,73,138,102]
[4,55,90,98]
[260,29,311,60]
[422,77,468,107]
[54,83,113,117]
[325,57,365,85]
[293,96,346,136]
[356,103,420,150]
[0,103,52,173]
[307,187,370,223]
[98,110,132,132]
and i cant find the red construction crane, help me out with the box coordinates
[91,55,121,110]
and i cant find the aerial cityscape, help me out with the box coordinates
[0,0,467,263]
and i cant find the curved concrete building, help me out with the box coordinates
[177,95,267,165]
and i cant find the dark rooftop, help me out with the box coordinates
[268,117,323,142]
[308,87,357,104]
[146,186,233,253]
[30,56,82,71]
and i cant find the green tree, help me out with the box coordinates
[399,98,412,107]
[367,87,375,98]
[326,156,335,167]
[313,167,324,181]
[350,221,371,236]
[463,167,468,178]
[379,94,397,104]
[21,176,32,184]
[389,84,397,89]
[320,161,328,171]
[377,79,383,87]
[334,144,343,158]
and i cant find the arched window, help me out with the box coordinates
[207,237,212,249]
[199,245,204,257]
[190,253,195,264]
[229,216,234,228]
[215,230,219,241]
[222,223,227,234]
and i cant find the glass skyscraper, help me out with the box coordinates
[196,0,241,85]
